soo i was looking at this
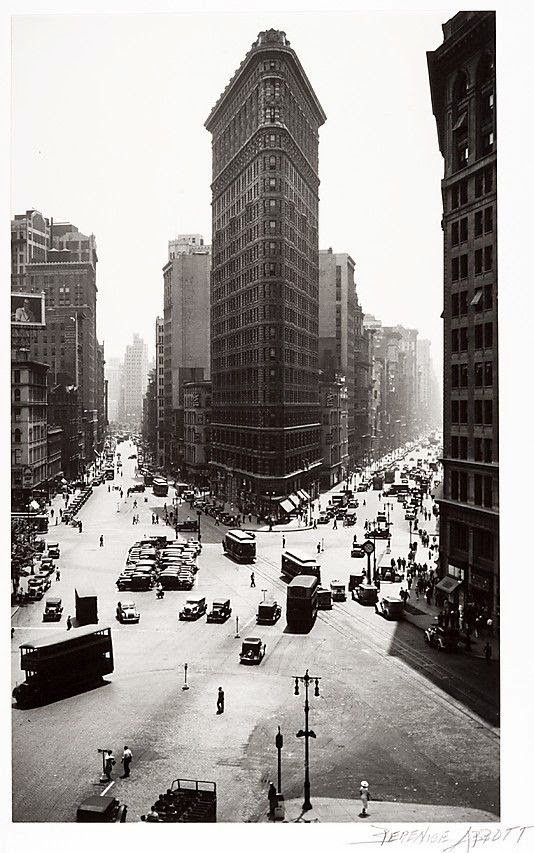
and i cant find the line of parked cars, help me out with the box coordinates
[63,486,93,523]
[115,536,202,593]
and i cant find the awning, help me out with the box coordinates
[280,499,295,514]
[452,112,467,132]
[297,489,311,502]
[288,493,301,507]
[436,576,462,595]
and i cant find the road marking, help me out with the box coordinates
[100,781,115,796]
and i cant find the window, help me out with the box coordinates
[268,177,277,189]
[484,285,493,310]
[484,399,493,425]
[460,180,468,205]
[14,428,21,443]
[451,400,459,423]
[475,249,483,274]
[459,436,468,459]
[451,257,459,281]
[484,438,493,463]
[451,519,468,549]
[459,472,468,501]
[460,217,468,242]
[451,186,459,210]
[474,528,494,561]
[460,363,468,387]
[474,474,483,505]
[14,388,21,402]
[451,364,459,387]
[484,361,493,386]
[450,470,459,500]
[475,172,484,198]
[475,362,483,387]
[474,211,483,237]
[460,400,468,423]
[451,328,459,352]
[451,221,459,246]
[484,207,493,233]
[460,327,468,351]
[474,399,483,424]
[459,290,468,315]
[474,437,483,461]
[451,292,459,316]
[483,476,493,508]
[451,435,459,458]
[484,245,493,271]
[460,254,468,278]
[14,370,20,384]
[268,155,277,169]
[475,324,483,349]
[471,289,483,308]
[269,220,277,231]
[484,322,493,348]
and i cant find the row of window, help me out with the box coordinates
[451,361,493,388]
[212,387,318,406]
[451,245,493,280]
[451,398,493,424]
[449,470,494,508]
[451,322,494,352]
[450,165,494,211]
[451,206,493,245]
[211,406,319,428]
[450,435,493,462]
[449,521,494,561]
[211,426,319,453]
[451,284,493,315]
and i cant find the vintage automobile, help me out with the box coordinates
[317,587,333,609]
[347,499,359,509]
[330,580,347,602]
[116,601,140,624]
[317,512,330,525]
[378,565,404,583]
[129,483,145,493]
[47,543,60,559]
[256,599,282,624]
[376,512,387,524]
[376,595,404,620]
[39,558,55,575]
[27,577,46,601]
[129,571,154,591]
[405,511,417,522]
[239,637,266,665]
[353,583,379,606]
[424,625,461,652]
[351,540,366,558]
[116,573,133,592]
[42,596,63,622]
[76,796,127,823]
[348,571,366,591]
[128,453,137,459]
[179,596,207,621]
[206,598,232,623]
[364,528,390,539]
[176,520,199,532]
[357,483,368,492]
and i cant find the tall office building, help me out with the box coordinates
[105,357,124,423]
[428,11,498,618]
[162,236,211,471]
[155,317,165,467]
[123,334,148,425]
[319,248,356,465]
[205,29,326,515]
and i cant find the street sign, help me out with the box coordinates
[363,540,375,555]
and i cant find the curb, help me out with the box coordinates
[11,607,20,619]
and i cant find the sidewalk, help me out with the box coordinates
[258,796,497,823]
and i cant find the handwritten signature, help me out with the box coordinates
[350,825,534,852]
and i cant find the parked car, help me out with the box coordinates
[47,543,60,559]
[76,796,127,823]
[256,599,281,624]
[364,528,390,539]
[206,599,232,623]
[317,588,333,609]
[353,584,378,606]
[239,637,266,664]
[27,578,46,601]
[116,601,140,624]
[179,596,207,620]
[424,625,461,652]
[116,573,133,591]
[42,597,63,621]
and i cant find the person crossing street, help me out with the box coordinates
[120,745,133,778]
[250,572,256,587]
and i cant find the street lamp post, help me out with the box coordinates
[275,726,284,795]
[196,510,201,542]
[409,518,413,550]
[293,669,321,812]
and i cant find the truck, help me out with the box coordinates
[143,779,216,822]
[75,586,98,626]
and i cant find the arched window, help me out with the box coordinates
[476,52,495,158]
[451,71,469,171]
[13,388,21,402]
[14,428,21,443]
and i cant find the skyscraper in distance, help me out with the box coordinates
[205,29,326,516]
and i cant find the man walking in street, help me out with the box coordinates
[250,572,255,588]
[484,642,492,665]
[282,535,286,549]
[121,745,133,778]
[100,534,104,547]
[359,781,370,817]
[104,750,116,781]
[268,781,278,819]
[216,686,225,714]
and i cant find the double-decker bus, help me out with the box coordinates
[12,625,113,706]
[286,575,319,631]
[153,477,169,497]
[281,549,321,584]
[222,529,256,563]
[384,469,396,484]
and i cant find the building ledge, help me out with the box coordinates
[437,497,499,518]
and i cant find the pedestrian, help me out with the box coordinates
[317,541,321,554]
[484,642,492,665]
[282,535,286,549]
[66,615,72,630]
[426,586,432,606]
[268,781,278,819]
[250,572,256,588]
[55,516,58,525]
[78,520,83,533]
[313,519,317,529]
[216,686,225,714]
[132,515,136,525]
[333,518,338,530]
[363,500,366,507]
[133,500,137,509]
[121,745,133,778]
[359,781,370,817]
[104,749,116,780]
[100,534,104,547]
[108,485,111,493]
[56,569,61,582]
[248,513,252,524]
[50,508,54,518]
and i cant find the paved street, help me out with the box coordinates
[12,442,499,822]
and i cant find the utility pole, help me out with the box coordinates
[293,669,321,811]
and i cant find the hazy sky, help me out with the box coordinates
[12,11,453,367]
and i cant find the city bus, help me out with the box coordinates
[281,549,321,584]
[152,477,169,497]
[222,529,256,563]
[12,625,113,706]
[11,512,49,533]
[384,469,396,484]
[286,575,319,631]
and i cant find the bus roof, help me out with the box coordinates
[288,575,319,589]
[226,529,255,541]
[75,586,97,598]
[284,549,316,563]
[19,624,111,651]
